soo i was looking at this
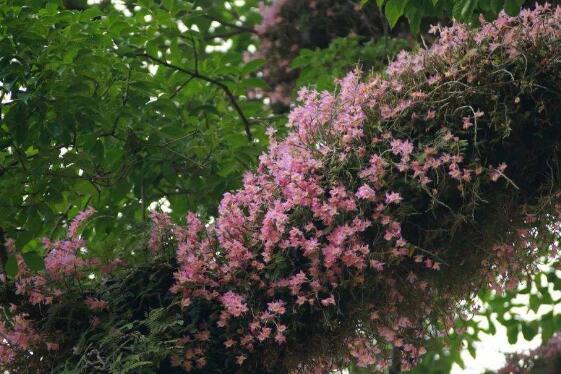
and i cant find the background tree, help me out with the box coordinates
[0,0,273,267]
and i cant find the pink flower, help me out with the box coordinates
[275,332,286,344]
[321,295,336,306]
[390,139,414,159]
[220,291,248,317]
[370,260,384,271]
[67,207,96,238]
[356,185,376,201]
[378,326,396,342]
[236,354,247,365]
[359,154,387,183]
[44,238,87,281]
[4,238,16,255]
[489,162,508,182]
[385,192,402,205]
[267,300,286,315]
[257,327,272,341]
[224,339,236,348]
[84,297,108,311]
[148,211,172,253]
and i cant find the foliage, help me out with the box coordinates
[413,265,561,373]
[291,36,411,93]
[0,0,274,265]
[373,0,529,32]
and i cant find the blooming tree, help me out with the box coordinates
[2,3,561,374]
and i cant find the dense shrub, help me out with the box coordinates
[2,4,561,373]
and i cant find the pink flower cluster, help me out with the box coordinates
[0,208,118,368]
[67,206,95,238]
[0,307,42,366]
[167,5,561,372]
[149,211,173,253]
[255,0,289,35]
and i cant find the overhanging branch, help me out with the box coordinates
[138,53,253,142]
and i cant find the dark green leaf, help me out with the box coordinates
[23,251,45,272]
[385,0,409,28]
[5,256,18,278]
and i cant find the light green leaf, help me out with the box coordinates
[504,0,524,16]
[453,0,478,21]
[242,59,266,75]
[384,0,409,28]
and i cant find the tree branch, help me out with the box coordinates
[203,14,257,34]
[138,53,253,141]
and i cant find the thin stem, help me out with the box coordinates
[202,14,257,34]
[139,53,253,141]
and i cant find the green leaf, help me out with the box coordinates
[241,59,266,75]
[162,0,175,11]
[404,1,431,34]
[540,288,554,304]
[542,312,555,342]
[384,0,409,28]
[5,256,18,278]
[504,0,524,16]
[348,361,372,374]
[453,0,478,21]
[467,343,476,358]
[490,0,504,14]
[239,78,270,90]
[506,324,519,344]
[521,322,537,341]
[529,294,540,313]
[23,251,44,272]
[487,316,496,335]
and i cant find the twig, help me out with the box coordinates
[169,77,195,100]
[138,53,253,141]
[202,14,257,34]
